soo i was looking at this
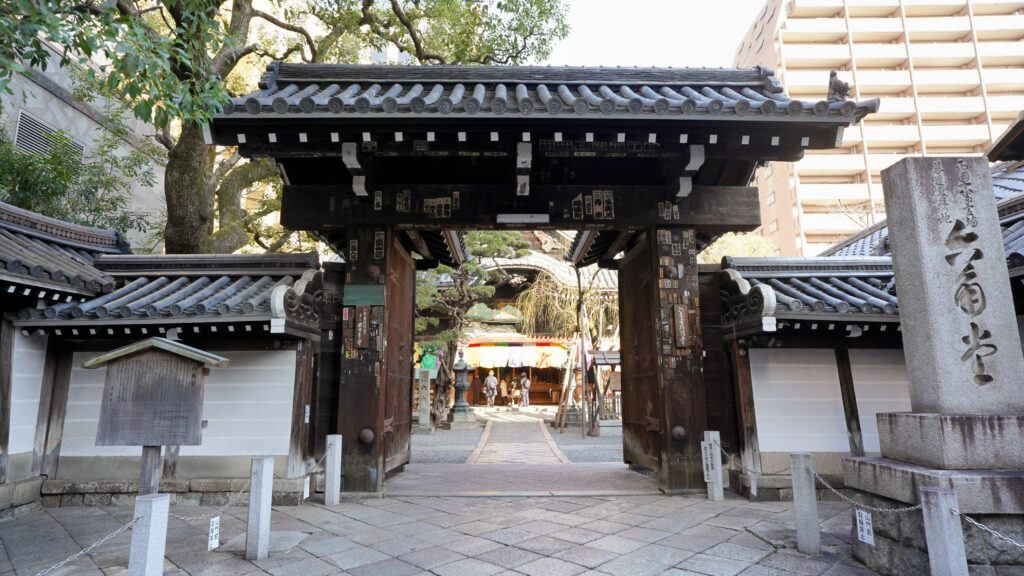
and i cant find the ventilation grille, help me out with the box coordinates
[15,110,84,157]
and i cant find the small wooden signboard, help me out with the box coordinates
[85,338,228,494]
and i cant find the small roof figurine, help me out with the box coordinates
[84,337,229,369]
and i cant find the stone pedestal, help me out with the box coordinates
[846,157,1024,574]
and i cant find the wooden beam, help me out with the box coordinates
[568,230,598,266]
[281,184,760,233]
[404,230,432,260]
[441,230,466,265]
[835,346,865,457]
[0,320,12,483]
[730,340,762,474]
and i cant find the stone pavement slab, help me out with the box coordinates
[0,493,875,576]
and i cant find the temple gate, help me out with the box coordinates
[208,63,875,492]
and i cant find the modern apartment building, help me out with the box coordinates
[0,39,165,247]
[735,0,1024,255]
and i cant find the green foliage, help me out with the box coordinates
[415,231,530,346]
[0,1,229,129]
[698,232,777,264]
[0,121,153,234]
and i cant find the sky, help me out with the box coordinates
[543,0,768,68]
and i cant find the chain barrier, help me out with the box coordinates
[953,508,1024,553]
[310,450,329,476]
[713,441,791,477]
[170,480,252,522]
[33,516,141,576]
[811,471,923,514]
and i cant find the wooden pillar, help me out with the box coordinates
[316,262,346,463]
[730,340,762,473]
[618,228,706,492]
[834,345,865,457]
[337,227,414,492]
[32,347,73,478]
[288,339,316,478]
[0,320,13,484]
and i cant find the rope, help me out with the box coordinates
[954,508,1024,552]
[33,517,141,576]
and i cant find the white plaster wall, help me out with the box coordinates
[9,331,48,455]
[62,350,296,457]
[749,348,850,452]
[849,349,912,453]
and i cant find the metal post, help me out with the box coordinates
[325,435,342,506]
[246,456,274,561]
[704,431,724,501]
[919,487,969,576]
[128,493,169,576]
[790,453,821,555]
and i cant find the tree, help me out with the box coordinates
[0,118,154,235]
[416,230,529,422]
[0,1,569,254]
[515,271,618,342]
[698,232,777,264]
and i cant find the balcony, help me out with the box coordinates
[782,43,852,68]
[797,153,867,175]
[981,68,1024,92]
[782,18,849,42]
[913,68,981,92]
[916,96,986,119]
[909,42,976,66]
[920,124,993,146]
[974,14,1024,40]
[970,0,1024,15]
[850,18,906,41]
[797,183,873,204]
[853,43,909,66]
[799,212,871,236]
[977,41,1024,65]
[988,95,1024,119]
[789,0,845,17]
[863,124,921,146]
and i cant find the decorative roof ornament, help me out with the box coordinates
[827,70,851,103]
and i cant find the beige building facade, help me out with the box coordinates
[0,40,165,248]
[735,0,1024,255]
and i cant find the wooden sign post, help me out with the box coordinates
[84,338,229,495]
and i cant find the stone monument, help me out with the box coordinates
[845,157,1024,574]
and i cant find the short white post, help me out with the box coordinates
[703,431,724,501]
[324,435,343,506]
[790,452,821,555]
[919,487,969,576]
[128,493,169,576]
[246,456,274,561]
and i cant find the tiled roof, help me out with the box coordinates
[487,251,618,291]
[823,161,1024,262]
[721,257,898,323]
[0,201,127,300]
[220,63,879,122]
[15,254,323,338]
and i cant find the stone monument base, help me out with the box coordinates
[843,438,1024,574]
[878,413,1024,469]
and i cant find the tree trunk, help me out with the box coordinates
[164,122,216,254]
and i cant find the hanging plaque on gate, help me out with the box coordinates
[855,509,875,545]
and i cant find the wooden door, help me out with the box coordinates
[618,234,663,473]
[383,235,414,474]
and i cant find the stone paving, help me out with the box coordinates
[0,415,878,576]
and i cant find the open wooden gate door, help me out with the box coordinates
[619,233,663,474]
[383,234,414,475]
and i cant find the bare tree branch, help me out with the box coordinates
[388,0,447,64]
[252,9,318,62]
